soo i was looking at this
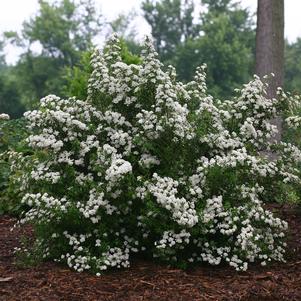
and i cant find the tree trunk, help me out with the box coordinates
[255,0,284,149]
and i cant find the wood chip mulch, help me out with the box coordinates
[0,205,300,301]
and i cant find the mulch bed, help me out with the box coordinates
[0,205,300,301]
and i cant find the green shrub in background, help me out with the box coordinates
[12,35,301,274]
[62,51,92,100]
[0,114,11,199]
[0,115,31,215]
[282,93,301,206]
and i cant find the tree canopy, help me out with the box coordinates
[142,0,255,98]
[4,0,103,109]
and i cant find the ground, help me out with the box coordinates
[0,205,300,301]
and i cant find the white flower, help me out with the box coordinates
[0,113,10,120]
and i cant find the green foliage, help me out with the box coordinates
[142,0,200,61]
[63,51,93,100]
[175,6,255,98]
[0,67,25,118]
[0,39,6,66]
[202,0,232,12]
[13,53,64,109]
[0,40,25,117]
[0,118,30,216]
[142,0,255,99]
[20,0,101,64]
[0,118,28,153]
[119,39,142,65]
[5,0,103,109]
[285,38,301,94]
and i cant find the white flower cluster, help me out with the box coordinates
[16,34,301,274]
[0,113,10,120]
[155,230,191,249]
[77,189,118,223]
[105,158,132,184]
[30,163,60,184]
[285,116,301,129]
[139,153,160,168]
[148,173,198,227]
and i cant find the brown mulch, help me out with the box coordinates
[0,205,300,301]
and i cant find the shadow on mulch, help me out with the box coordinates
[0,205,300,301]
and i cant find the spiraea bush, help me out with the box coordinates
[14,35,301,274]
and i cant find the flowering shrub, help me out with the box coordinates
[15,35,301,274]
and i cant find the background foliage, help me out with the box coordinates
[0,118,30,215]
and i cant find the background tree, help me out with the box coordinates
[0,40,24,118]
[255,0,284,144]
[5,0,103,108]
[0,71,25,118]
[0,40,5,67]
[142,0,255,98]
[142,0,200,62]
[285,38,301,94]
[176,0,254,98]
[106,12,141,55]
[255,0,284,97]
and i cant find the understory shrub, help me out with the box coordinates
[0,115,30,215]
[13,35,301,274]
[282,94,301,205]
